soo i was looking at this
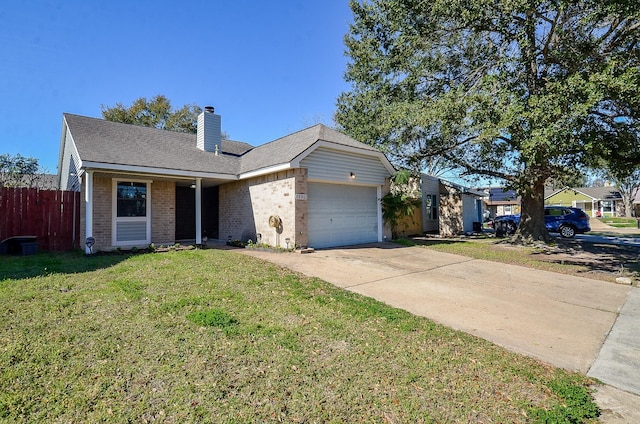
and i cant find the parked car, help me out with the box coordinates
[493,206,591,238]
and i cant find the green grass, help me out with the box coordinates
[598,217,639,228]
[0,250,599,422]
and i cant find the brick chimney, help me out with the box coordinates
[197,106,221,155]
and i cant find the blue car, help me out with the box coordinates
[493,206,591,238]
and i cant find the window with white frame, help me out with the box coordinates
[113,180,151,245]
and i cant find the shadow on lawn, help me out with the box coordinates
[533,238,640,277]
[407,235,639,279]
[0,250,134,281]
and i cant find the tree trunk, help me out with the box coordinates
[515,178,551,243]
[624,200,633,218]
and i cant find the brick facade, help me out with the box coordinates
[219,168,308,248]
[151,181,175,245]
[80,175,112,251]
[79,168,387,252]
[80,176,176,251]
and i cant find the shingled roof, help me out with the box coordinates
[64,114,241,175]
[544,186,622,200]
[63,114,384,178]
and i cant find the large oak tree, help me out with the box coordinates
[336,0,639,242]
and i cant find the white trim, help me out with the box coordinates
[238,163,292,180]
[85,170,94,254]
[112,178,152,247]
[195,178,202,245]
[377,185,383,242]
[82,161,237,180]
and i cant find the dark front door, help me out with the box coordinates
[175,186,219,240]
[202,186,219,240]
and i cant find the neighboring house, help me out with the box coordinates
[2,173,59,189]
[421,174,486,236]
[57,107,395,253]
[635,189,640,218]
[482,187,521,218]
[544,186,623,217]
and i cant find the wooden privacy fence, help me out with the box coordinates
[0,187,80,251]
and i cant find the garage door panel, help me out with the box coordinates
[307,183,378,248]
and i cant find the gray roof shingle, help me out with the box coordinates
[575,186,622,200]
[64,114,242,175]
[64,114,383,177]
[545,186,622,200]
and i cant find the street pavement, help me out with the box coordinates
[577,233,640,247]
[241,242,640,422]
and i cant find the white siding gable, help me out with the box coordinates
[300,147,390,185]
[59,126,82,191]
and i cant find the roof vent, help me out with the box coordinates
[204,106,215,113]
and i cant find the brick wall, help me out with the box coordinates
[151,181,175,245]
[80,177,176,252]
[294,168,308,248]
[219,169,307,248]
[80,175,112,251]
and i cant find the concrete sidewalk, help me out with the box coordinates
[589,287,640,422]
[241,243,639,422]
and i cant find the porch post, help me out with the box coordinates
[377,185,383,242]
[195,178,202,245]
[85,170,93,254]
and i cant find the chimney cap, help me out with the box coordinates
[204,106,215,113]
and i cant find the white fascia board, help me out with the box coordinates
[290,140,396,175]
[81,161,237,180]
[58,118,83,186]
[572,188,598,200]
[239,163,292,180]
[56,117,68,177]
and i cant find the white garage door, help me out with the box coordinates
[307,183,378,248]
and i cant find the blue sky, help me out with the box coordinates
[0,1,353,172]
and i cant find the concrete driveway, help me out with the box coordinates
[241,242,639,422]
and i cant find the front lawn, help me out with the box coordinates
[598,217,639,228]
[1,250,598,422]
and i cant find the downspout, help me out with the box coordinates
[85,170,93,254]
[195,178,202,245]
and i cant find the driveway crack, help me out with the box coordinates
[344,257,477,288]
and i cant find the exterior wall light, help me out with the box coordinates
[350,172,356,179]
